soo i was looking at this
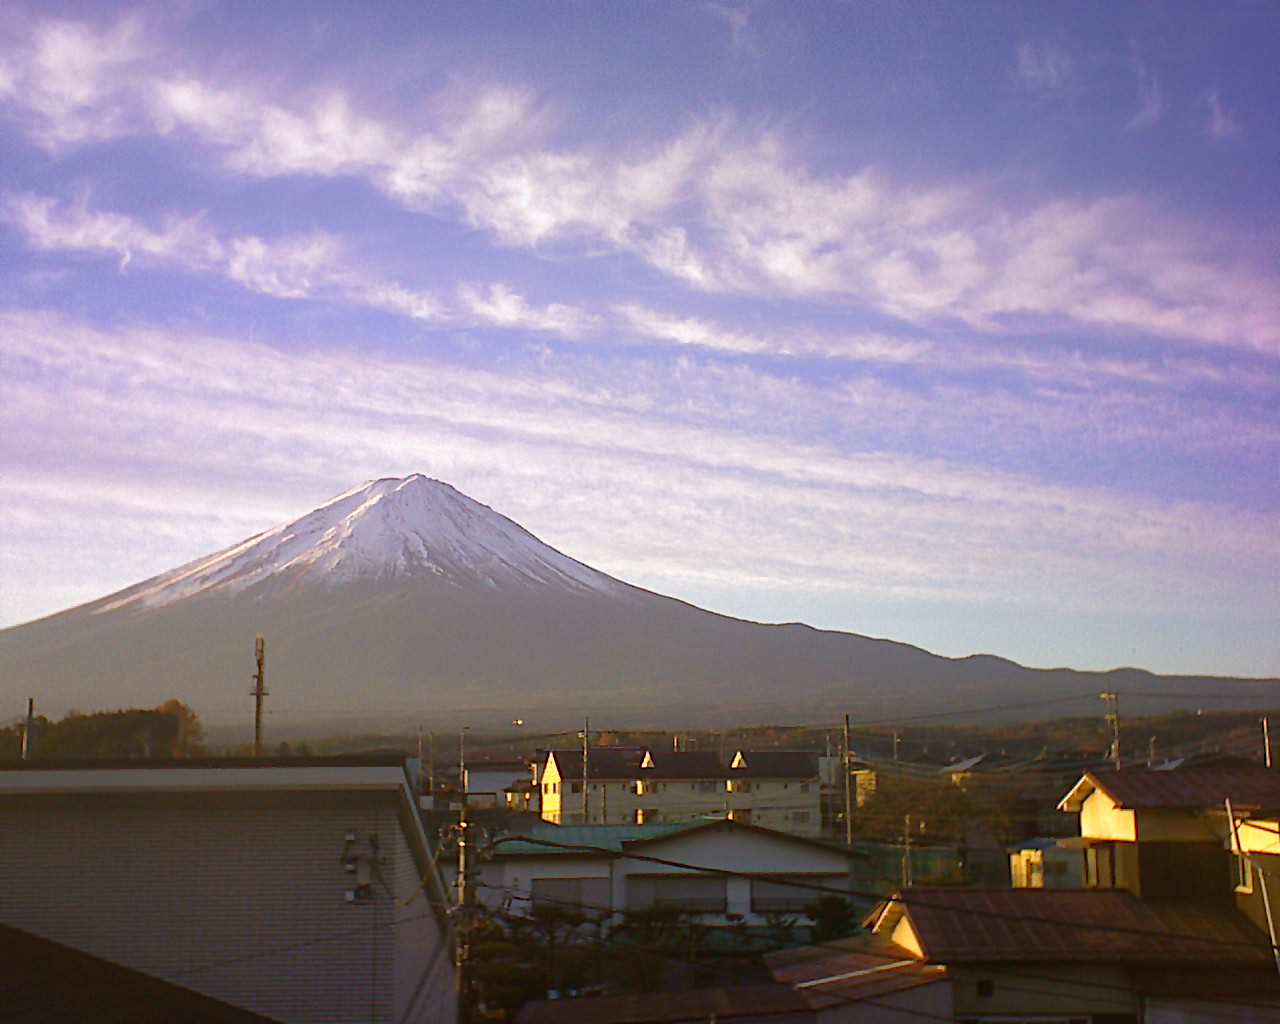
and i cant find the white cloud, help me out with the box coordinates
[0,14,149,148]
[3,306,1276,634]
[1206,89,1241,140]
[459,283,600,338]
[3,193,598,336]
[1127,60,1165,130]
[1,15,1276,357]
[1016,43,1074,92]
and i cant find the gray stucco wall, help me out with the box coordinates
[0,790,454,1024]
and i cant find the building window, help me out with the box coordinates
[1234,854,1254,893]
[628,875,727,913]
[570,781,582,794]
[531,876,610,914]
[800,783,811,793]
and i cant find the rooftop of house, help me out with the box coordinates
[0,922,277,1023]
[486,820,713,857]
[728,750,819,778]
[1058,763,1280,814]
[544,747,645,780]
[0,756,417,795]
[514,983,810,1024]
[487,816,864,860]
[638,749,724,778]
[870,888,1273,967]
[766,933,947,1008]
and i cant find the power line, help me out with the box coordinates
[473,881,1280,1021]
[485,832,1280,956]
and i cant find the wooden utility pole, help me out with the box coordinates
[1264,717,1273,769]
[428,732,436,794]
[902,814,913,887]
[843,714,854,847]
[20,698,34,760]
[455,801,471,1017]
[417,726,425,796]
[581,717,590,824]
[459,726,468,797]
[251,636,268,756]
[892,731,901,762]
[1101,692,1121,770]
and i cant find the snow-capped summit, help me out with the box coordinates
[102,475,619,611]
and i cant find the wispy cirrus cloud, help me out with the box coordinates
[3,14,1274,356]
[1206,89,1242,140]
[1127,60,1165,130]
[2,192,596,335]
[1015,42,1074,93]
[3,307,1276,603]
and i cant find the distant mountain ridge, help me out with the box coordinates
[2,475,1275,729]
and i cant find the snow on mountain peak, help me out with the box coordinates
[100,475,621,611]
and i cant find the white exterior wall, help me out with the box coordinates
[0,789,454,1024]
[475,854,612,917]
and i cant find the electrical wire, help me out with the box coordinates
[483,832,1280,957]
[470,880,1280,1021]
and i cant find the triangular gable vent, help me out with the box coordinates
[730,751,748,769]
[640,750,655,769]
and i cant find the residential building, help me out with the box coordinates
[726,750,822,836]
[474,817,858,931]
[535,747,821,836]
[1056,763,1280,901]
[1008,836,1085,889]
[3,920,277,1024]
[863,887,1278,1022]
[464,756,530,809]
[0,756,457,1024]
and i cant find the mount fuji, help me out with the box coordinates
[2,475,1274,729]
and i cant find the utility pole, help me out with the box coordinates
[902,814,913,887]
[1265,717,1273,769]
[843,714,854,847]
[581,717,590,824]
[459,726,468,798]
[417,726,425,796]
[20,698,34,760]
[892,731,901,762]
[251,635,268,757]
[455,800,471,1018]
[1147,736,1156,769]
[428,732,436,795]
[1100,692,1121,770]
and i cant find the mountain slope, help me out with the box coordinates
[2,476,1275,728]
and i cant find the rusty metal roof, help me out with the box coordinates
[888,888,1273,966]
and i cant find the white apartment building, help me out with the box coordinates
[536,747,821,837]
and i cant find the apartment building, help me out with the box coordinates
[536,747,821,836]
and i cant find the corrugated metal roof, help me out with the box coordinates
[1062,764,1280,812]
[488,821,708,857]
[891,888,1273,965]
[514,983,811,1023]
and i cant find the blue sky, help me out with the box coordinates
[1,2,1277,677]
